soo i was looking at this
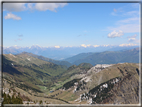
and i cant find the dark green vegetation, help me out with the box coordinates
[89,78,118,94]
[17,52,72,67]
[3,93,23,104]
[89,77,119,103]
[65,47,139,65]
[63,79,81,90]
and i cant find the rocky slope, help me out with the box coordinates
[49,63,140,104]
[99,63,140,104]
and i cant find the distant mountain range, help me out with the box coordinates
[2,47,139,67]
[64,47,140,65]
[3,45,139,60]
[9,47,139,67]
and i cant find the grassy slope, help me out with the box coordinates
[3,54,67,94]
[17,52,72,67]
[58,63,93,82]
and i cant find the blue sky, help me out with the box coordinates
[3,2,140,48]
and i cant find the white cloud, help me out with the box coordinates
[129,34,137,38]
[4,13,21,20]
[108,30,124,38]
[35,3,67,12]
[80,44,91,48]
[80,44,87,48]
[3,3,26,12]
[54,46,60,48]
[2,2,67,12]
[127,34,138,42]
[93,45,100,48]
[27,3,34,10]
[119,43,138,47]
[128,38,136,42]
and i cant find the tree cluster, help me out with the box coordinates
[3,93,23,104]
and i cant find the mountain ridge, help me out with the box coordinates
[16,52,72,67]
[3,45,139,60]
[64,47,139,65]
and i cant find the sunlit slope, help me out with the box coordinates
[48,63,139,104]
[4,53,50,66]
[17,52,72,67]
[4,53,67,76]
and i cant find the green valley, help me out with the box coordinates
[2,48,140,105]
